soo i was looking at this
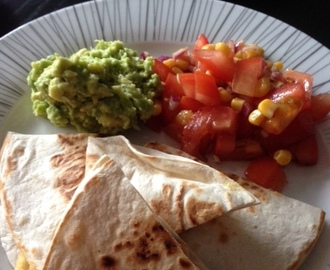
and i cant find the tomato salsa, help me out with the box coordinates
[149,34,330,192]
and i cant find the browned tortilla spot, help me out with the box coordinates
[99,255,116,269]
[237,179,269,203]
[86,153,101,170]
[150,183,185,233]
[51,149,86,201]
[57,133,87,148]
[187,196,223,226]
[179,258,194,268]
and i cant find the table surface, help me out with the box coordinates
[1,0,330,50]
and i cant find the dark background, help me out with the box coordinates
[0,0,330,49]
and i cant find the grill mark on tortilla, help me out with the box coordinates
[237,178,269,203]
[110,221,183,266]
[86,153,101,171]
[187,196,224,226]
[179,258,194,268]
[150,183,185,233]
[50,134,88,201]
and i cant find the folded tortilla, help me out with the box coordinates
[42,155,207,269]
[0,132,89,268]
[85,135,258,233]
[0,132,257,268]
[145,142,326,270]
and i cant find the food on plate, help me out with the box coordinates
[28,40,162,134]
[42,155,207,269]
[85,135,258,233]
[145,141,326,270]
[180,177,325,270]
[0,133,89,269]
[150,34,330,191]
[0,132,257,268]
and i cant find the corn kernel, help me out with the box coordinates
[242,49,258,59]
[248,109,266,126]
[273,149,292,166]
[218,87,233,104]
[152,100,162,116]
[273,61,283,72]
[231,97,245,112]
[215,42,231,56]
[163,58,175,69]
[255,77,271,97]
[202,44,215,50]
[175,59,190,71]
[175,110,193,126]
[171,66,183,74]
[257,99,279,119]
[234,51,243,60]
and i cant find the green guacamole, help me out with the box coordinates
[28,40,161,134]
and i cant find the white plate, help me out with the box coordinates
[0,0,329,269]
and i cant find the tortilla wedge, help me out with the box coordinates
[0,132,90,268]
[43,155,207,269]
[0,132,257,268]
[145,141,326,270]
[85,135,258,233]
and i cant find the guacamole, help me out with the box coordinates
[28,40,162,134]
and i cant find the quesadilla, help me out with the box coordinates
[0,132,257,268]
[145,141,326,270]
[42,155,207,269]
[0,132,89,268]
[85,135,258,233]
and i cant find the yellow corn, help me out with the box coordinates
[175,59,190,71]
[248,109,266,126]
[218,87,233,105]
[273,61,284,72]
[215,42,231,56]
[255,77,271,97]
[231,97,245,112]
[175,110,193,126]
[152,100,162,116]
[257,99,279,119]
[242,49,258,59]
[202,44,215,50]
[171,66,183,74]
[163,58,175,69]
[273,149,292,166]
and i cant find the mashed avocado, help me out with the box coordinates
[27,40,161,134]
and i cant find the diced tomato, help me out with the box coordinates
[160,73,185,124]
[260,83,306,134]
[164,110,194,143]
[193,49,235,82]
[153,58,174,82]
[193,34,210,51]
[214,133,236,155]
[244,156,288,192]
[194,71,221,105]
[289,134,319,165]
[310,93,330,121]
[180,96,204,112]
[258,110,315,153]
[177,73,195,98]
[162,73,185,98]
[181,105,238,157]
[232,56,265,97]
[282,69,313,110]
[216,139,265,160]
